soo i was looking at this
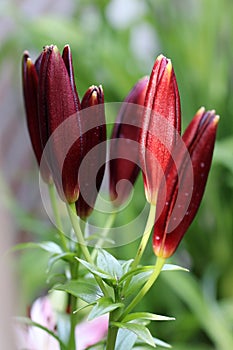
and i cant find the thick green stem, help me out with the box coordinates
[106,318,118,350]
[67,263,78,350]
[66,203,108,297]
[106,287,121,350]
[48,183,68,252]
[120,257,165,321]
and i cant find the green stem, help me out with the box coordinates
[91,212,117,261]
[124,203,156,291]
[66,203,92,262]
[106,287,121,350]
[48,183,67,252]
[106,314,119,350]
[67,263,78,350]
[132,203,156,268]
[66,203,108,297]
[120,257,165,321]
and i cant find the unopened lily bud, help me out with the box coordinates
[76,85,106,218]
[110,76,149,206]
[140,55,181,204]
[153,108,219,258]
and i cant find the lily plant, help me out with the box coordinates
[15,44,219,350]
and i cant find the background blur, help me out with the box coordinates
[1,0,233,349]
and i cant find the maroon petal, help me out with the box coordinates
[153,108,219,258]
[109,77,149,206]
[62,45,81,110]
[22,51,51,183]
[140,55,181,204]
[76,85,106,218]
[38,45,81,202]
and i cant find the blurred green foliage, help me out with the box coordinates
[1,0,233,349]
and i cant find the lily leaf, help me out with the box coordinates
[10,241,63,254]
[124,271,152,298]
[54,279,102,303]
[123,312,175,323]
[162,264,189,272]
[75,258,113,280]
[88,297,124,320]
[112,322,155,348]
[96,249,123,280]
[47,252,75,273]
[115,328,137,350]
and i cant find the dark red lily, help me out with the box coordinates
[153,108,219,258]
[22,45,106,211]
[109,77,149,206]
[139,55,181,204]
[76,85,106,218]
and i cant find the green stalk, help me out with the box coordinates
[66,203,108,297]
[106,287,121,350]
[120,257,165,321]
[67,263,78,350]
[91,212,117,261]
[124,203,156,291]
[48,183,68,252]
[132,203,156,268]
[106,315,119,350]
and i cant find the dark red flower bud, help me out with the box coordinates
[140,55,181,204]
[109,77,149,206]
[37,45,82,203]
[22,52,52,183]
[75,85,106,218]
[153,108,219,258]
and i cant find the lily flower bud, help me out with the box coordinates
[109,77,149,206]
[76,85,106,218]
[140,55,181,204]
[22,52,52,183]
[153,108,219,258]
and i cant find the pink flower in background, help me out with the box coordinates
[15,297,59,350]
[75,315,108,350]
[15,296,108,350]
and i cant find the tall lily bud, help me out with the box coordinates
[110,77,149,206]
[153,108,219,258]
[22,52,52,183]
[76,85,106,218]
[38,45,82,203]
[140,55,181,204]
